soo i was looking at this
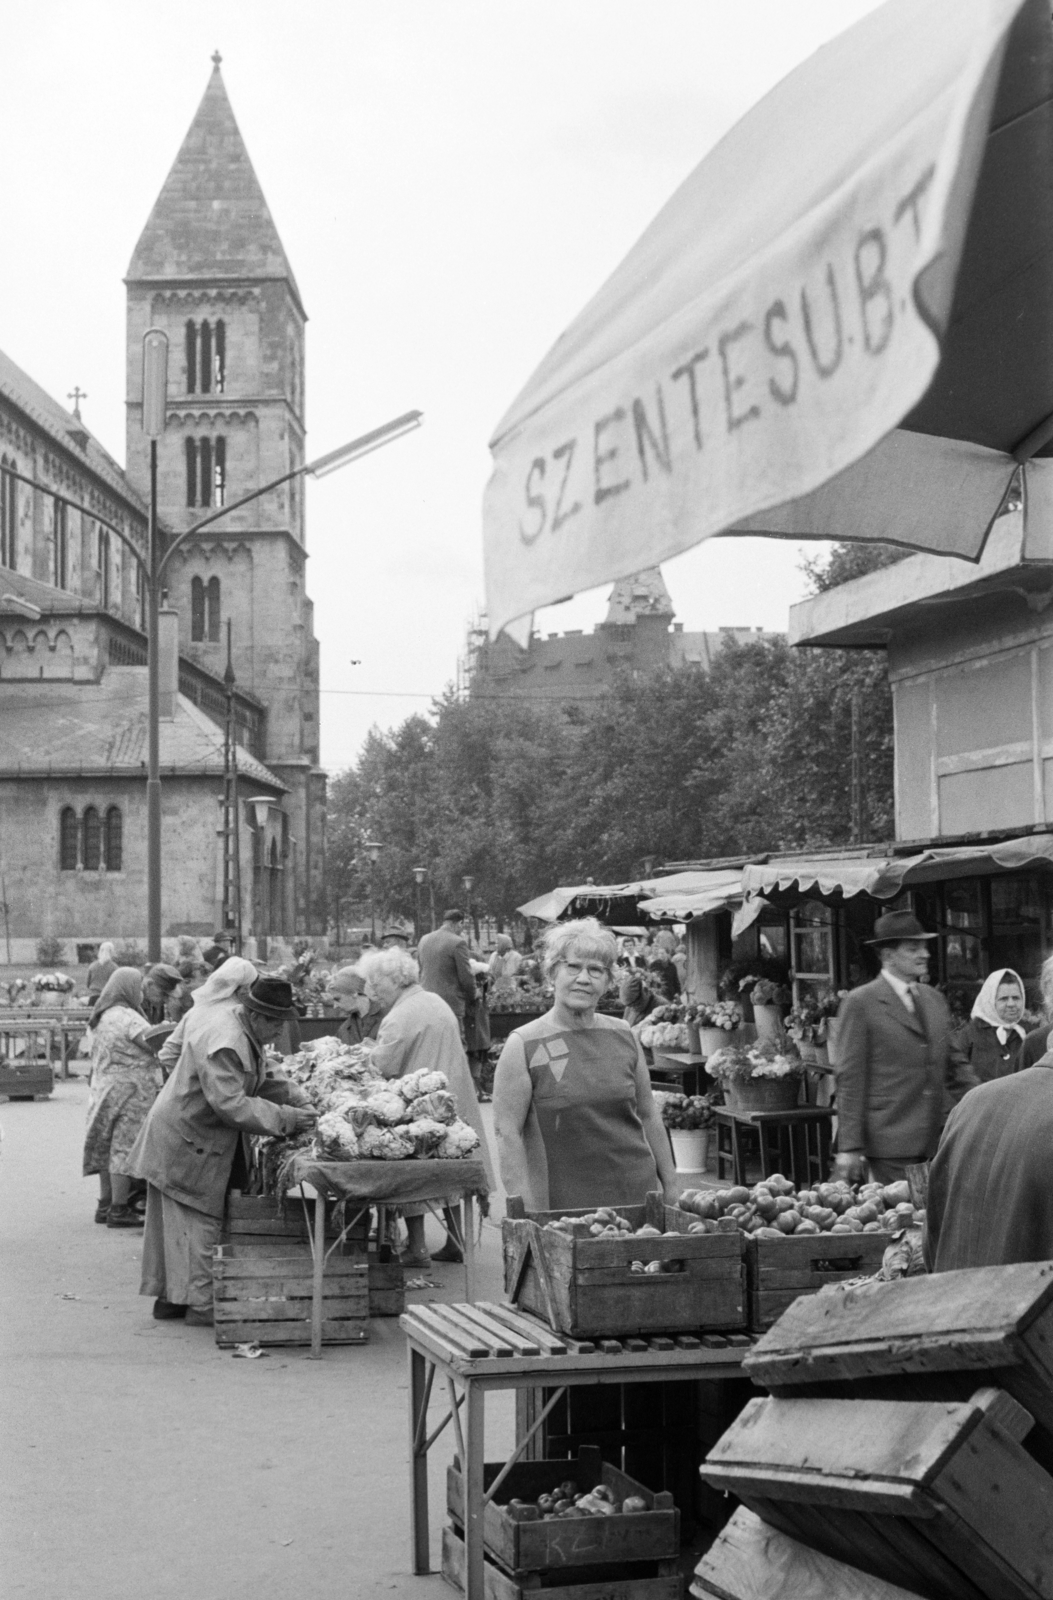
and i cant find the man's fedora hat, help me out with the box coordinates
[243,976,298,1019]
[866,911,939,946]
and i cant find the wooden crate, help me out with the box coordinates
[223,1236,403,1319]
[502,1194,745,1339]
[441,1526,681,1600]
[744,1231,888,1331]
[743,1260,1053,1465]
[447,1446,678,1574]
[224,1191,368,1244]
[211,1243,368,1346]
[692,1506,926,1600]
[700,1386,1053,1600]
[0,1064,54,1099]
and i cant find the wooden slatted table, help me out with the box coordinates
[401,1300,749,1600]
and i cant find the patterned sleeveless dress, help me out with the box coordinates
[512,1014,658,1209]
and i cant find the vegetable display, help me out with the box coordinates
[504,1480,649,1521]
[676,1175,924,1237]
[281,1036,481,1161]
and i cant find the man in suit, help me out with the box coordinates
[417,908,476,1029]
[835,911,977,1185]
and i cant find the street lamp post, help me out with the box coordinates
[412,866,427,945]
[365,840,384,943]
[137,340,422,961]
[462,873,474,946]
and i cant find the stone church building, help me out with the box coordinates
[0,60,325,959]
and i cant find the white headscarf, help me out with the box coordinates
[971,968,1027,1044]
[190,955,258,1011]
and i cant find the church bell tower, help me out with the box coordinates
[124,55,324,934]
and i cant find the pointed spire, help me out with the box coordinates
[127,61,303,312]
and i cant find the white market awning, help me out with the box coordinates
[517,869,738,924]
[732,834,1053,934]
[484,0,1053,643]
[637,870,744,922]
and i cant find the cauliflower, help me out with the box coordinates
[368,1090,411,1126]
[404,1117,449,1155]
[398,1068,448,1101]
[358,1124,415,1160]
[407,1090,457,1125]
[436,1119,480,1158]
[315,1112,360,1160]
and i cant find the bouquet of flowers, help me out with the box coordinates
[660,1093,716,1131]
[695,999,743,1032]
[787,991,845,1044]
[639,1018,690,1050]
[33,971,75,994]
[706,1041,804,1086]
[749,977,791,1006]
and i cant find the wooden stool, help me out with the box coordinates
[714,1109,759,1184]
[714,1107,834,1188]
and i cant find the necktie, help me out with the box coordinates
[902,983,917,1015]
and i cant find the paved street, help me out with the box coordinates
[1,1077,514,1600]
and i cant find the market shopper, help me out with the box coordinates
[924,1068,1053,1270]
[492,918,678,1211]
[1019,952,1053,1068]
[417,909,476,1033]
[129,976,315,1325]
[142,963,184,1025]
[956,968,1028,1081]
[85,941,117,1004]
[357,946,494,1268]
[83,969,160,1228]
[834,912,976,1185]
[329,966,382,1046]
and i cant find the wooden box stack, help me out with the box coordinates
[743,1230,888,1331]
[444,1445,681,1600]
[502,1193,745,1340]
[212,1243,368,1346]
[696,1262,1053,1599]
[223,1192,405,1319]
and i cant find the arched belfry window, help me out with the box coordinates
[191,576,205,641]
[186,436,226,510]
[1,455,17,571]
[199,438,213,507]
[185,319,225,394]
[200,322,213,395]
[185,438,197,507]
[214,321,226,392]
[59,807,78,870]
[105,807,122,872]
[206,576,220,642]
[82,807,101,872]
[185,321,197,394]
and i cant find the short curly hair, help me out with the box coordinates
[539,918,618,981]
[356,947,419,990]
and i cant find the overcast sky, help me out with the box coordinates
[2,0,882,771]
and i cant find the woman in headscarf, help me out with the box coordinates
[957,968,1028,1082]
[156,956,258,1076]
[83,969,160,1228]
[85,941,117,1004]
[329,967,383,1046]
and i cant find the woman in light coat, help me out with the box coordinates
[358,947,494,1268]
[83,968,159,1228]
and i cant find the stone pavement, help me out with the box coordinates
[1,1077,515,1600]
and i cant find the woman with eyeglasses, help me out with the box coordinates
[493,918,678,1212]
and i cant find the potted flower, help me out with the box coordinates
[785,998,824,1063]
[33,971,76,1008]
[659,1092,715,1173]
[746,977,791,1046]
[706,1042,805,1113]
[694,999,743,1057]
[815,990,848,1065]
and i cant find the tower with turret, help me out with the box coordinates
[124,56,324,934]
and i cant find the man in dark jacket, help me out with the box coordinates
[417,909,476,1026]
[835,911,976,1185]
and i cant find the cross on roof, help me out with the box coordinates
[68,387,87,420]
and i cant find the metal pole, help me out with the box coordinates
[415,880,422,944]
[221,620,243,954]
[850,688,865,845]
[370,861,377,944]
[146,438,161,963]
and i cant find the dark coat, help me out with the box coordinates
[1020,1023,1052,1070]
[957,1017,1025,1082]
[925,1068,1053,1270]
[417,925,476,1020]
[835,976,977,1159]
[337,1004,382,1048]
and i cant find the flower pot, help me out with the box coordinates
[669,1128,711,1174]
[699,1026,736,1056]
[825,1016,842,1066]
[725,1076,801,1114]
[685,1021,702,1055]
[752,1003,783,1047]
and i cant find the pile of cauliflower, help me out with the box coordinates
[281,1039,481,1162]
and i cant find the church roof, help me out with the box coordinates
[126,60,304,314]
[0,347,147,516]
[603,568,674,626]
[0,667,285,789]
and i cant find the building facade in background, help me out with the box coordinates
[0,60,324,959]
[467,568,778,702]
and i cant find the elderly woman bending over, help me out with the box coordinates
[493,919,678,1212]
[357,947,494,1268]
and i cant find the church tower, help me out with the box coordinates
[124,55,324,934]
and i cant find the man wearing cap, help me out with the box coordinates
[834,912,976,1186]
[417,909,477,1032]
[381,927,411,949]
[329,966,383,1046]
[130,976,316,1325]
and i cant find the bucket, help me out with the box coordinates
[752,1003,783,1047]
[725,1077,801,1114]
[669,1128,711,1174]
